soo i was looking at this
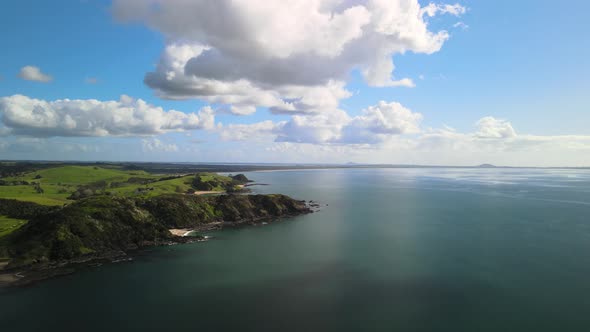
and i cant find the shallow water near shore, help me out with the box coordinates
[2,168,590,331]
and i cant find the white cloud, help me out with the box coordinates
[0,94,215,137]
[253,124,590,166]
[277,110,351,143]
[475,117,517,139]
[143,43,289,115]
[142,138,178,152]
[113,0,464,115]
[144,42,355,115]
[453,21,469,30]
[216,98,590,166]
[421,3,467,17]
[220,101,422,144]
[18,66,53,83]
[341,101,422,142]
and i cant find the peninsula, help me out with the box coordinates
[0,163,312,285]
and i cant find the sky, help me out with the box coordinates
[0,0,589,166]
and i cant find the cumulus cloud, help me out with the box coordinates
[276,110,351,143]
[113,0,464,115]
[0,94,215,137]
[217,98,590,165]
[18,66,53,83]
[142,138,178,152]
[341,101,422,143]
[241,117,590,166]
[220,101,423,144]
[475,117,517,139]
[143,42,353,115]
[143,43,289,115]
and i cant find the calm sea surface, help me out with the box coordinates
[2,168,590,331]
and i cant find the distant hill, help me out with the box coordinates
[477,164,497,168]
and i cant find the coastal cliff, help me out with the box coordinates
[0,194,311,270]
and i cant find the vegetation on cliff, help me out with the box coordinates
[0,164,308,273]
[0,193,310,268]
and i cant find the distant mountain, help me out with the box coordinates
[477,164,497,168]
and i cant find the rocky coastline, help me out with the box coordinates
[0,194,316,287]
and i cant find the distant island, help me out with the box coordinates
[0,163,312,286]
[477,164,497,168]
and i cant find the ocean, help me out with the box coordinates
[1,168,590,331]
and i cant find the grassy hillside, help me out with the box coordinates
[0,185,69,205]
[0,166,157,205]
[32,165,152,184]
[0,166,245,206]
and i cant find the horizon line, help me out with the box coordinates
[1,159,589,170]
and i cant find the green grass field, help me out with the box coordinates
[108,175,195,197]
[0,216,27,238]
[0,183,72,205]
[5,165,155,184]
[0,216,27,260]
[0,166,236,206]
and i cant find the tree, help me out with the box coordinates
[33,182,44,194]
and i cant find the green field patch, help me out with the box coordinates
[0,166,165,205]
[29,166,154,185]
[0,215,27,238]
[3,165,156,184]
[0,166,245,206]
[0,184,70,206]
[108,175,195,197]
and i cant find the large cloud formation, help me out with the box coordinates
[216,105,590,166]
[220,101,423,144]
[0,94,214,137]
[113,0,464,115]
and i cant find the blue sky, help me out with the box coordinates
[0,0,589,166]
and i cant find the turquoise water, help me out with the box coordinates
[2,168,590,331]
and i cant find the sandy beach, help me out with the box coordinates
[193,190,224,195]
[169,229,194,237]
